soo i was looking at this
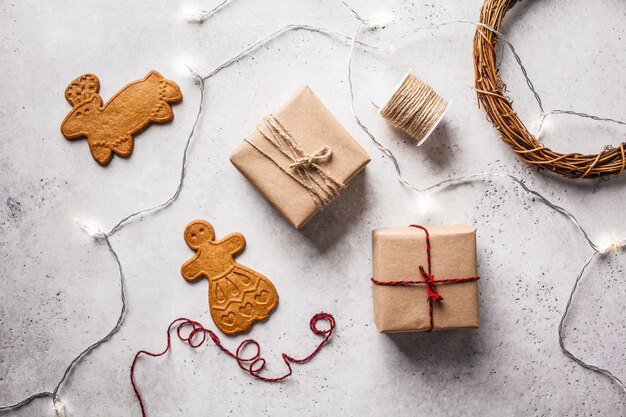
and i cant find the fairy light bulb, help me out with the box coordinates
[178,4,203,22]
[75,217,105,240]
[53,399,66,417]
[414,192,436,216]
[365,9,394,29]
[534,113,549,140]
[173,54,199,79]
[609,236,625,251]
[598,233,625,254]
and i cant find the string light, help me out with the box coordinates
[534,112,549,141]
[178,3,202,22]
[598,234,626,255]
[364,9,394,29]
[413,192,436,216]
[53,398,66,417]
[558,252,626,395]
[74,217,106,240]
[2,2,626,415]
[173,54,198,78]
[535,110,626,143]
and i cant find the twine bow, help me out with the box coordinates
[290,146,332,169]
[371,224,480,331]
[247,115,344,207]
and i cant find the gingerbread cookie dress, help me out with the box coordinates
[181,220,279,334]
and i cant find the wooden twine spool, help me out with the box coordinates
[380,73,449,146]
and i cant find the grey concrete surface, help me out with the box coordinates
[1,0,625,416]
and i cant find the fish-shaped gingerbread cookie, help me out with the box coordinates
[181,220,279,335]
[60,70,182,166]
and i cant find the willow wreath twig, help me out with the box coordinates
[473,0,625,179]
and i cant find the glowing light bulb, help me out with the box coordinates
[534,113,550,140]
[178,4,203,23]
[75,217,105,239]
[173,54,199,79]
[598,233,624,254]
[414,192,436,216]
[365,10,394,29]
[53,399,66,417]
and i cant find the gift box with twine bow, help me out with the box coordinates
[372,225,480,333]
[230,86,370,228]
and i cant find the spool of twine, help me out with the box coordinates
[380,73,449,146]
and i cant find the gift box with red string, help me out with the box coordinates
[371,225,480,333]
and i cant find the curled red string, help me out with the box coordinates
[371,224,479,331]
[130,312,335,417]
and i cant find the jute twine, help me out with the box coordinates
[380,73,449,145]
[246,115,344,207]
[473,0,626,179]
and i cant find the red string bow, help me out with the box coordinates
[419,265,444,302]
[371,224,479,331]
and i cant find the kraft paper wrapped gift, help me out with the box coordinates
[230,86,371,228]
[372,225,480,333]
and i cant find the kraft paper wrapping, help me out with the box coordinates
[230,86,371,229]
[372,225,479,333]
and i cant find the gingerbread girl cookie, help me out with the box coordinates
[60,70,182,166]
[181,220,279,335]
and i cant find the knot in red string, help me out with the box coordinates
[419,265,443,303]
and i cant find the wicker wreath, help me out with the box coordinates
[473,0,625,179]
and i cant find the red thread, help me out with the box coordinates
[371,225,479,331]
[130,312,335,417]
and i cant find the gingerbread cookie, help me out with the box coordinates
[181,220,279,335]
[60,70,182,166]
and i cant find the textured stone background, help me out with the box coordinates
[1,0,625,416]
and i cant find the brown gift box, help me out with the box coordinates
[230,86,371,228]
[372,225,480,333]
